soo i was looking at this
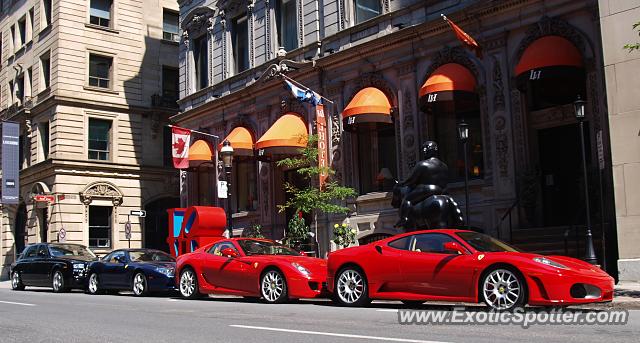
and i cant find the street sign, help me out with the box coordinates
[130,210,146,217]
[125,221,132,240]
[58,228,66,242]
[596,130,605,171]
[33,195,56,203]
[217,181,228,198]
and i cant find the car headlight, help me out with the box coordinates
[291,262,310,276]
[533,257,568,269]
[155,267,175,277]
[73,263,86,270]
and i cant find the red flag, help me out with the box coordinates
[171,126,191,169]
[316,104,329,190]
[442,14,482,58]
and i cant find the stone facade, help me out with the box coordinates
[0,0,180,279]
[174,0,618,269]
[599,0,640,281]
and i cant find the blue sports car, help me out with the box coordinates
[86,249,176,296]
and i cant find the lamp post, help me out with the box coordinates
[458,121,470,228]
[574,96,598,265]
[220,140,234,238]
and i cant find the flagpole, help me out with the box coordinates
[280,74,335,105]
[167,125,220,139]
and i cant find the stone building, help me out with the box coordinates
[174,0,625,277]
[0,0,181,278]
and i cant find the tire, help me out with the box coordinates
[132,272,149,297]
[480,267,527,311]
[10,271,25,291]
[260,269,288,304]
[334,266,370,307]
[401,300,425,307]
[178,268,201,299]
[87,272,103,295]
[52,270,69,293]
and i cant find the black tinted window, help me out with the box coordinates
[22,245,37,259]
[37,245,49,257]
[388,236,411,250]
[411,234,458,254]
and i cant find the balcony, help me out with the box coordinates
[151,93,179,109]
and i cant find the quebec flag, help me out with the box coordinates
[284,79,322,106]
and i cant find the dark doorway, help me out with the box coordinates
[283,169,311,225]
[14,204,27,254]
[144,197,180,252]
[38,207,48,242]
[538,123,590,226]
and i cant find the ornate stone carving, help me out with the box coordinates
[182,7,217,36]
[424,47,480,83]
[494,116,509,178]
[510,89,527,169]
[515,16,587,64]
[351,72,396,107]
[248,2,255,68]
[297,0,304,47]
[492,56,505,111]
[265,0,272,58]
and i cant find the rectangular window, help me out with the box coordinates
[89,206,112,248]
[28,8,34,41]
[18,134,25,170]
[162,10,179,42]
[88,118,111,160]
[16,74,24,103]
[162,66,178,101]
[26,67,32,98]
[9,81,14,104]
[276,0,297,52]
[234,157,258,212]
[231,15,249,74]
[40,53,51,90]
[90,0,112,28]
[40,122,50,160]
[193,35,208,90]
[354,0,381,24]
[42,0,52,28]
[18,17,26,47]
[88,54,112,88]
[357,123,397,194]
[10,26,16,53]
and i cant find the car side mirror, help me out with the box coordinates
[221,248,238,258]
[443,242,466,255]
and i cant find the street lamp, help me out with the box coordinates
[574,95,598,265]
[220,140,234,238]
[458,120,470,228]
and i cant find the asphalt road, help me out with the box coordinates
[0,286,638,343]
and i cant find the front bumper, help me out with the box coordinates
[147,274,176,292]
[525,270,614,306]
[287,275,329,299]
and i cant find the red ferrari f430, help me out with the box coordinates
[327,229,614,310]
[176,238,327,303]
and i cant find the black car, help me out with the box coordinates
[10,243,97,292]
[86,249,176,296]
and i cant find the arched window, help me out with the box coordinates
[343,87,397,194]
[420,63,483,181]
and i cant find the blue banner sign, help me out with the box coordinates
[2,121,20,204]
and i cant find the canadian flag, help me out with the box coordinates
[171,126,191,169]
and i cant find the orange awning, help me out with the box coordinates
[189,139,214,166]
[255,113,308,155]
[419,63,476,98]
[515,36,583,76]
[218,126,254,156]
[342,87,392,126]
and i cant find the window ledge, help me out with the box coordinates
[356,191,393,202]
[38,25,52,38]
[84,85,119,95]
[37,87,51,97]
[447,178,486,189]
[161,39,179,46]
[232,210,259,219]
[85,23,119,34]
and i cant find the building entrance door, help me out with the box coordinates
[38,208,48,243]
[537,123,589,226]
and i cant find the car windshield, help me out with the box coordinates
[237,240,300,256]
[456,232,521,253]
[49,244,97,258]
[129,251,175,262]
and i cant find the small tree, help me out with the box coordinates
[624,21,640,52]
[242,223,265,238]
[276,134,357,246]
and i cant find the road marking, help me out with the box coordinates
[376,309,399,312]
[168,299,180,302]
[229,325,451,343]
[0,300,36,307]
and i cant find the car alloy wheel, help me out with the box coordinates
[179,268,200,299]
[52,270,67,293]
[88,273,100,295]
[482,268,525,310]
[132,272,148,297]
[336,268,368,306]
[260,270,287,303]
[11,271,24,291]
